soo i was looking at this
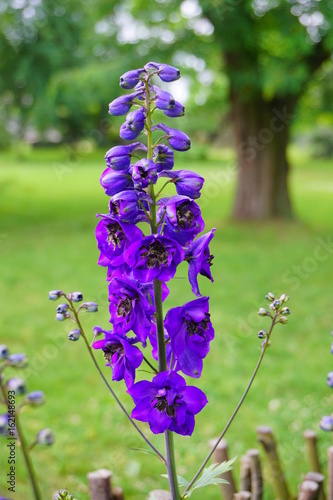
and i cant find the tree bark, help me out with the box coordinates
[231,91,297,220]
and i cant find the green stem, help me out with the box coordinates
[70,303,166,464]
[143,355,158,374]
[0,380,41,500]
[182,314,278,497]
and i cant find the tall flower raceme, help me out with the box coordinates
[49,62,291,500]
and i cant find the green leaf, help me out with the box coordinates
[181,457,237,498]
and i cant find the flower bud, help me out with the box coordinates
[132,158,158,188]
[119,68,146,89]
[83,302,98,312]
[56,303,69,314]
[24,391,45,406]
[7,353,28,368]
[0,413,9,437]
[270,299,281,310]
[145,62,180,82]
[7,377,26,395]
[0,345,9,360]
[258,330,267,339]
[265,292,275,301]
[120,108,146,140]
[327,372,333,388]
[71,292,83,302]
[68,329,81,341]
[258,308,271,317]
[277,316,288,324]
[330,342,333,355]
[280,307,290,315]
[279,293,289,303]
[56,313,66,321]
[49,290,62,301]
[37,428,54,446]
[320,415,333,431]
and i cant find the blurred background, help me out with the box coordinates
[1,0,333,498]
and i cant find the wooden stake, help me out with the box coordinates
[147,491,171,500]
[233,492,251,500]
[112,486,124,500]
[209,438,237,500]
[328,447,333,500]
[298,480,320,500]
[304,472,325,500]
[87,469,113,500]
[247,449,263,500]
[240,455,252,492]
[303,431,322,473]
[257,426,290,500]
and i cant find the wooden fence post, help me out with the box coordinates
[240,455,251,492]
[87,469,113,500]
[247,449,263,500]
[328,447,333,500]
[233,492,251,500]
[257,426,290,500]
[298,480,320,500]
[209,438,237,500]
[303,431,322,473]
[304,472,325,500]
[112,486,124,500]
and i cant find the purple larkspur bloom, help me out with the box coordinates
[120,68,146,89]
[145,62,180,82]
[132,159,158,188]
[125,234,184,283]
[109,90,144,116]
[185,229,215,296]
[93,328,143,387]
[105,142,147,171]
[153,144,174,171]
[0,414,9,436]
[109,190,150,223]
[320,415,333,431]
[327,372,333,388]
[0,345,9,359]
[95,215,142,268]
[100,168,134,196]
[159,170,204,199]
[153,124,191,151]
[164,297,214,378]
[157,195,205,246]
[108,276,155,343]
[120,108,146,140]
[128,371,207,435]
[152,86,184,118]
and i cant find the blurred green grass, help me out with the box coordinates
[1,145,333,499]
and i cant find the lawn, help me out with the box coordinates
[0,144,333,499]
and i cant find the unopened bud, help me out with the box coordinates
[49,290,62,300]
[265,292,275,301]
[24,391,45,406]
[320,415,333,432]
[277,316,288,324]
[53,489,75,500]
[280,307,290,315]
[0,345,9,360]
[56,313,66,321]
[279,293,289,303]
[83,302,98,312]
[327,372,333,388]
[270,300,281,310]
[258,308,271,317]
[258,330,267,339]
[37,428,54,446]
[7,377,26,395]
[7,353,28,368]
[56,304,69,314]
[71,292,83,302]
[68,329,81,341]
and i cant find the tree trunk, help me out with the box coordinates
[231,91,297,220]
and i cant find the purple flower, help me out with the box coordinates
[109,90,144,116]
[120,108,146,140]
[128,371,207,435]
[95,215,142,268]
[185,230,215,296]
[145,62,180,82]
[0,414,9,437]
[153,145,174,171]
[164,297,214,378]
[108,276,155,343]
[109,190,150,223]
[132,159,158,188]
[320,416,333,431]
[153,124,191,151]
[100,168,134,196]
[157,196,205,246]
[105,143,147,171]
[120,68,146,89]
[159,170,204,199]
[327,372,333,388]
[125,235,184,283]
[153,86,184,118]
[93,329,143,387]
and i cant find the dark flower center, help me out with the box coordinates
[138,166,148,178]
[206,253,214,266]
[186,313,210,338]
[117,298,132,317]
[110,201,120,216]
[154,395,176,418]
[142,240,169,269]
[176,203,194,228]
[106,222,124,249]
[103,342,123,363]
